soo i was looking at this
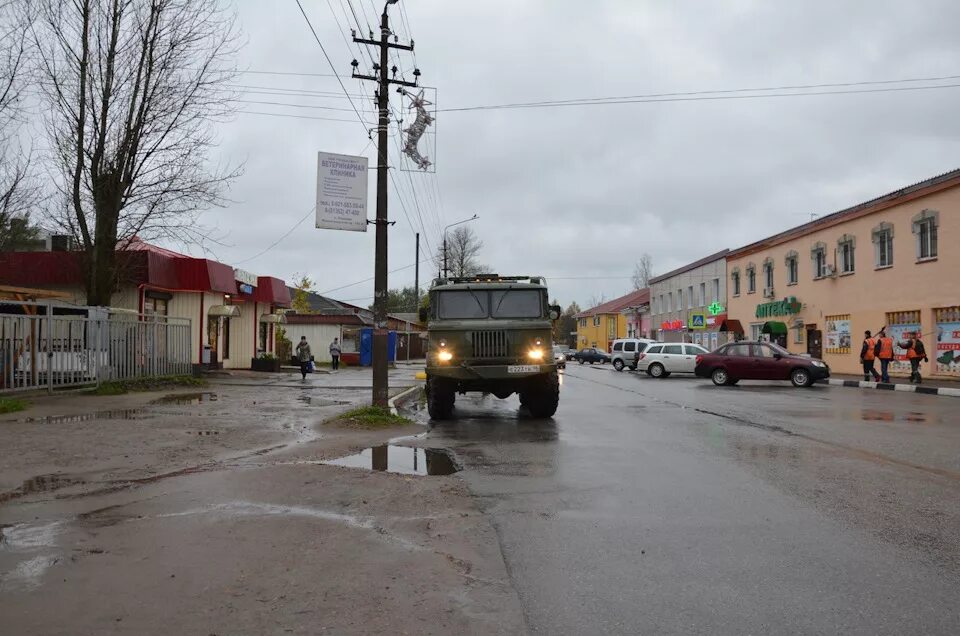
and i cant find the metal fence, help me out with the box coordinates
[0,301,192,394]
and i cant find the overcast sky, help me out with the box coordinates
[166,0,960,309]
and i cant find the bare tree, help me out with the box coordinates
[444,226,487,278]
[588,294,607,309]
[31,0,242,305]
[632,252,653,290]
[0,0,39,250]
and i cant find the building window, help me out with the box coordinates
[763,258,774,294]
[666,293,672,313]
[838,234,855,274]
[592,316,601,327]
[712,278,719,302]
[872,222,894,269]
[731,270,741,296]
[699,282,705,307]
[678,289,684,310]
[750,323,763,340]
[913,210,938,260]
[811,242,827,279]
[607,316,616,338]
[579,318,587,327]
[746,264,756,294]
[687,286,694,309]
[794,325,804,345]
[785,250,799,285]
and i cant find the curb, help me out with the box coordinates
[825,378,960,398]
[388,384,423,415]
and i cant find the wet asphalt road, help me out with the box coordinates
[421,365,960,635]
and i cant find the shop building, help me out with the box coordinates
[0,238,290,370]
[575,289,650,350]
[649,250,736,348]
[725,168,960,378]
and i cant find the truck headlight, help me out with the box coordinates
[527,348,544,361]
[438,350,453,362]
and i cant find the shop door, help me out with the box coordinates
[807,329,822,359]
[207,316,220,365]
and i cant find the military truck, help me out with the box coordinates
[420,275,562,419]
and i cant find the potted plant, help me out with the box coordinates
[251,352,281,372]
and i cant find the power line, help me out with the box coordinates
[441,75,960,113]
[293,0,368,131]
[319,257,434,295]
[233,206,317,264]
[237,110,367,123]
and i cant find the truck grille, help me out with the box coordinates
[470,330,508,359]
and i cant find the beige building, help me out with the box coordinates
[726,169,960,379]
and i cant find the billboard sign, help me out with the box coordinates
[316,152,368,232]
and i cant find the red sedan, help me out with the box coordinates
[694,341,830,388]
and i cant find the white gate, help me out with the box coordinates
[0,302,192,394]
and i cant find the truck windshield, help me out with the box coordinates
[436,291,489,319]
[434,289,544,319]
[491,290,543,318]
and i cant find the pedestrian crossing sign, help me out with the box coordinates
[690,313,706,329]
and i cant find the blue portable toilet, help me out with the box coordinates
[360,328,373,366]
[359,329,397,366]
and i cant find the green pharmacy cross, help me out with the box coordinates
[708,302,725,316]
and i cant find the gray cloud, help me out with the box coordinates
[164,0,960,308]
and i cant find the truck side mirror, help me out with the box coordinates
[418,307,428,322]
[548,305,561,321]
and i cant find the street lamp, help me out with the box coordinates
[441,214,479,279]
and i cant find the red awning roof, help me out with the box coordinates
[174,257,236,294]
[254,276,292,307]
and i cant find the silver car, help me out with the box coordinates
[552,345,567,369]
[636,343,710,378]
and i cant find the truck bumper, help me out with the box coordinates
[427,363,556,381]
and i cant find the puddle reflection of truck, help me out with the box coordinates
[420,275,562,419]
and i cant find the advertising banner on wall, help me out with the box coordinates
[935,307,960,376]
[889,322,922,374]
[316,152,368,232]
[824,317,851,352]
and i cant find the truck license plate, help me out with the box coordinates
[507,365,540,374]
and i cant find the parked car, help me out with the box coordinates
[694,341,830,387]
[610,338,657,372]
[552,345,567,369]
[635,342,710,377]
[572,347,609,364]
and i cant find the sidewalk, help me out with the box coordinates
[824,373,960,398]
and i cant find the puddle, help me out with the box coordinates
[0,474,86,504]
[297,395,351,407]
[150,392,219,405]
[20,409,149,424]
[323,445,461,476]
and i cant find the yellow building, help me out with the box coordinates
[726,169,960,378]
[576,289,649,352]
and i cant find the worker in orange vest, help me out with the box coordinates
[859,330,880,382]
[874,328,895,383]
[899,331,928,384]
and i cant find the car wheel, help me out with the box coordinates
[711,368,729,386]
[613,359,624,372]
[791,368,812,388]
[649,363,665,378]
[578,359,584,365]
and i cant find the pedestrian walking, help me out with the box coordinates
[860,330,880,382]
[875,328,895,383]
[899,331,928,384]
[296,336,312,380]
[329,337,342,371]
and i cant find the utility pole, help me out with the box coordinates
[352,1,419,407]
[414,232,420,308]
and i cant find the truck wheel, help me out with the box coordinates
[523,371,560,418]
[426,376,455,420]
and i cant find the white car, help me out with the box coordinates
[635,343,710,378]
[552,345,567,369]
[610,338,657,372]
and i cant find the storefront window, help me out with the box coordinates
[824,314,851,354]
[259,322,269,352]
[934,307,960,376]
[222,318,231,360]
[886,310,922,375]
